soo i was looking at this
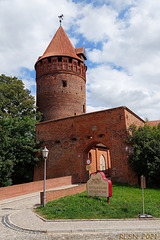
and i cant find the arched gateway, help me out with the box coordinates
[82,142,111,181]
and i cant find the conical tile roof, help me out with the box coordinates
[38,26,82,62]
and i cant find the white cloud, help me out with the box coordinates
[0,0,160,120]
[75,3,121,42]
[0,0,78,76]
[86,64,160,120]
[83,0,160,120]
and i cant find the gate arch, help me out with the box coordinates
[82,142,111,182]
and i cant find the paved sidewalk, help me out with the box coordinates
[6,208,160,233]
[0,188,160,239]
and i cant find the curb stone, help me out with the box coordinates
[2,213,160,235]
[1,215,47,234]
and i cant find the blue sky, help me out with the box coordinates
[1,0,160,120]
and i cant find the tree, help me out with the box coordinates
[0,74,42,187]
[128,124,160,188]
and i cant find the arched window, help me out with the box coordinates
[88,152,92,161]
[100,154,106,171]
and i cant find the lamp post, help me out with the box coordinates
[42,146,49,207]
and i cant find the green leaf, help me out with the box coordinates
[0,74,42,187]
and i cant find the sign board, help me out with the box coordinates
[86,165,91,171]
[87,172,112,198]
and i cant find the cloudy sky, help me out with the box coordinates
[1,0,160,121]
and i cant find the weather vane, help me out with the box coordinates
[58,14,64,26]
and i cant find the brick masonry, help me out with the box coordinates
[36,56,87,121]
[0,176,72,200]
[34,106,145,185]
[40,184,87,204]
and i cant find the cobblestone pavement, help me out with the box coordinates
[0,221,120,240]
[0,222,160,240]
[0,223,122,240]
[0,192,160,240]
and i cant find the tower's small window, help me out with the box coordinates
[69,58,72,63]
[53,60,57,69]
[83,104,85,113]
[62,80,67,87]
[48,57,51,63]
[58,57,62,62]
[58,58,62,70]
[73,62,77,71]
[63,60,67,70]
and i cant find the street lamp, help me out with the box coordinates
[42,146,49,207]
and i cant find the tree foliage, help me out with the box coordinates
[128,124,160,187]
[0,74,42,187]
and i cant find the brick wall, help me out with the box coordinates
[34,106,144,185]
[124,107,145,129]
[40,184,87,204]
[0,176,72,200]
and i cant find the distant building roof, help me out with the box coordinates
[147,120,160,127]
[37,26,83,62]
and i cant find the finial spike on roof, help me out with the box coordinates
[58,14,64,26]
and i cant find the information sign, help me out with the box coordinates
[86,165,91,171]
[87,172,112,200]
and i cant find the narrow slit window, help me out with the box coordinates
[83,104,85,113]
[62,80,67,87]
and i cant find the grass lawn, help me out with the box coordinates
[36,183,160,220]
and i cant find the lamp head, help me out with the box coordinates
[42,146,49,159]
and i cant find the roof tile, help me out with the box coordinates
[38,26,82,62]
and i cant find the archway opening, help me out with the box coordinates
[87,143,111,178]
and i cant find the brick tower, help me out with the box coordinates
[35,26,87,121]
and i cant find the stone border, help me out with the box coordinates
[1,215,47,234]
[36,213,159,222]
